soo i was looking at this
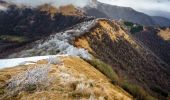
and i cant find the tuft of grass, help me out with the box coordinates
[86,59,119,84]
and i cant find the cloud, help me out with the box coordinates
[98,0,170,18]
[0,5,7,11]
[4,0,92,7]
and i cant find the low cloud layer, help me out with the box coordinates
[98,0,170,18]
[5,0,92,7]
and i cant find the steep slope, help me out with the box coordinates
[73,19,170,99]
[132,27,170,66]
[121,21,170,66]
[0,56,132,100]
[0,2,92,58]
[7,18,170,99]
[85,1,170,26]
[6,19,96,59]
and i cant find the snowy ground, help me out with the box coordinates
[0,55,68,69]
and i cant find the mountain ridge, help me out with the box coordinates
[85,1,170,27]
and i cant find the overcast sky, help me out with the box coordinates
[98,0,170,18]
[3,0,170,18]
[5,0,91,7]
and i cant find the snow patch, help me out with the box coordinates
[0,55,67,69]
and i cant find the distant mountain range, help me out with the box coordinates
[85,1,170,26]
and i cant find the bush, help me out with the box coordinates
[121,82,156,100]
[86,59,119,84]
[124,21,134,27]
[130,25,143,34]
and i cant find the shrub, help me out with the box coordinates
[130,25,143,34]
[86,59,119,84]
[124,21,134,27]
[121,82,156,100]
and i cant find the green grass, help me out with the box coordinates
[86,58,156,100]
[121,81,156,100]
[86,58,119,84]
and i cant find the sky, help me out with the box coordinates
[3,0,170,18]
[5,0,92,7]
[98,0,170,18]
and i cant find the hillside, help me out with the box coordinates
[6,18,170,99]
[120,21,170,66]
[0,56,132,100]
[73,19,170,99]
[133,27,170,66]
[0,2,93,58]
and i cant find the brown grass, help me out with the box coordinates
[0,56,132,100]
[158,28,170,41]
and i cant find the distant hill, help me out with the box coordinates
[85,1,170,27]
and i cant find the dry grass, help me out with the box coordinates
[0,56,132,100]
[158,28,170,41]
